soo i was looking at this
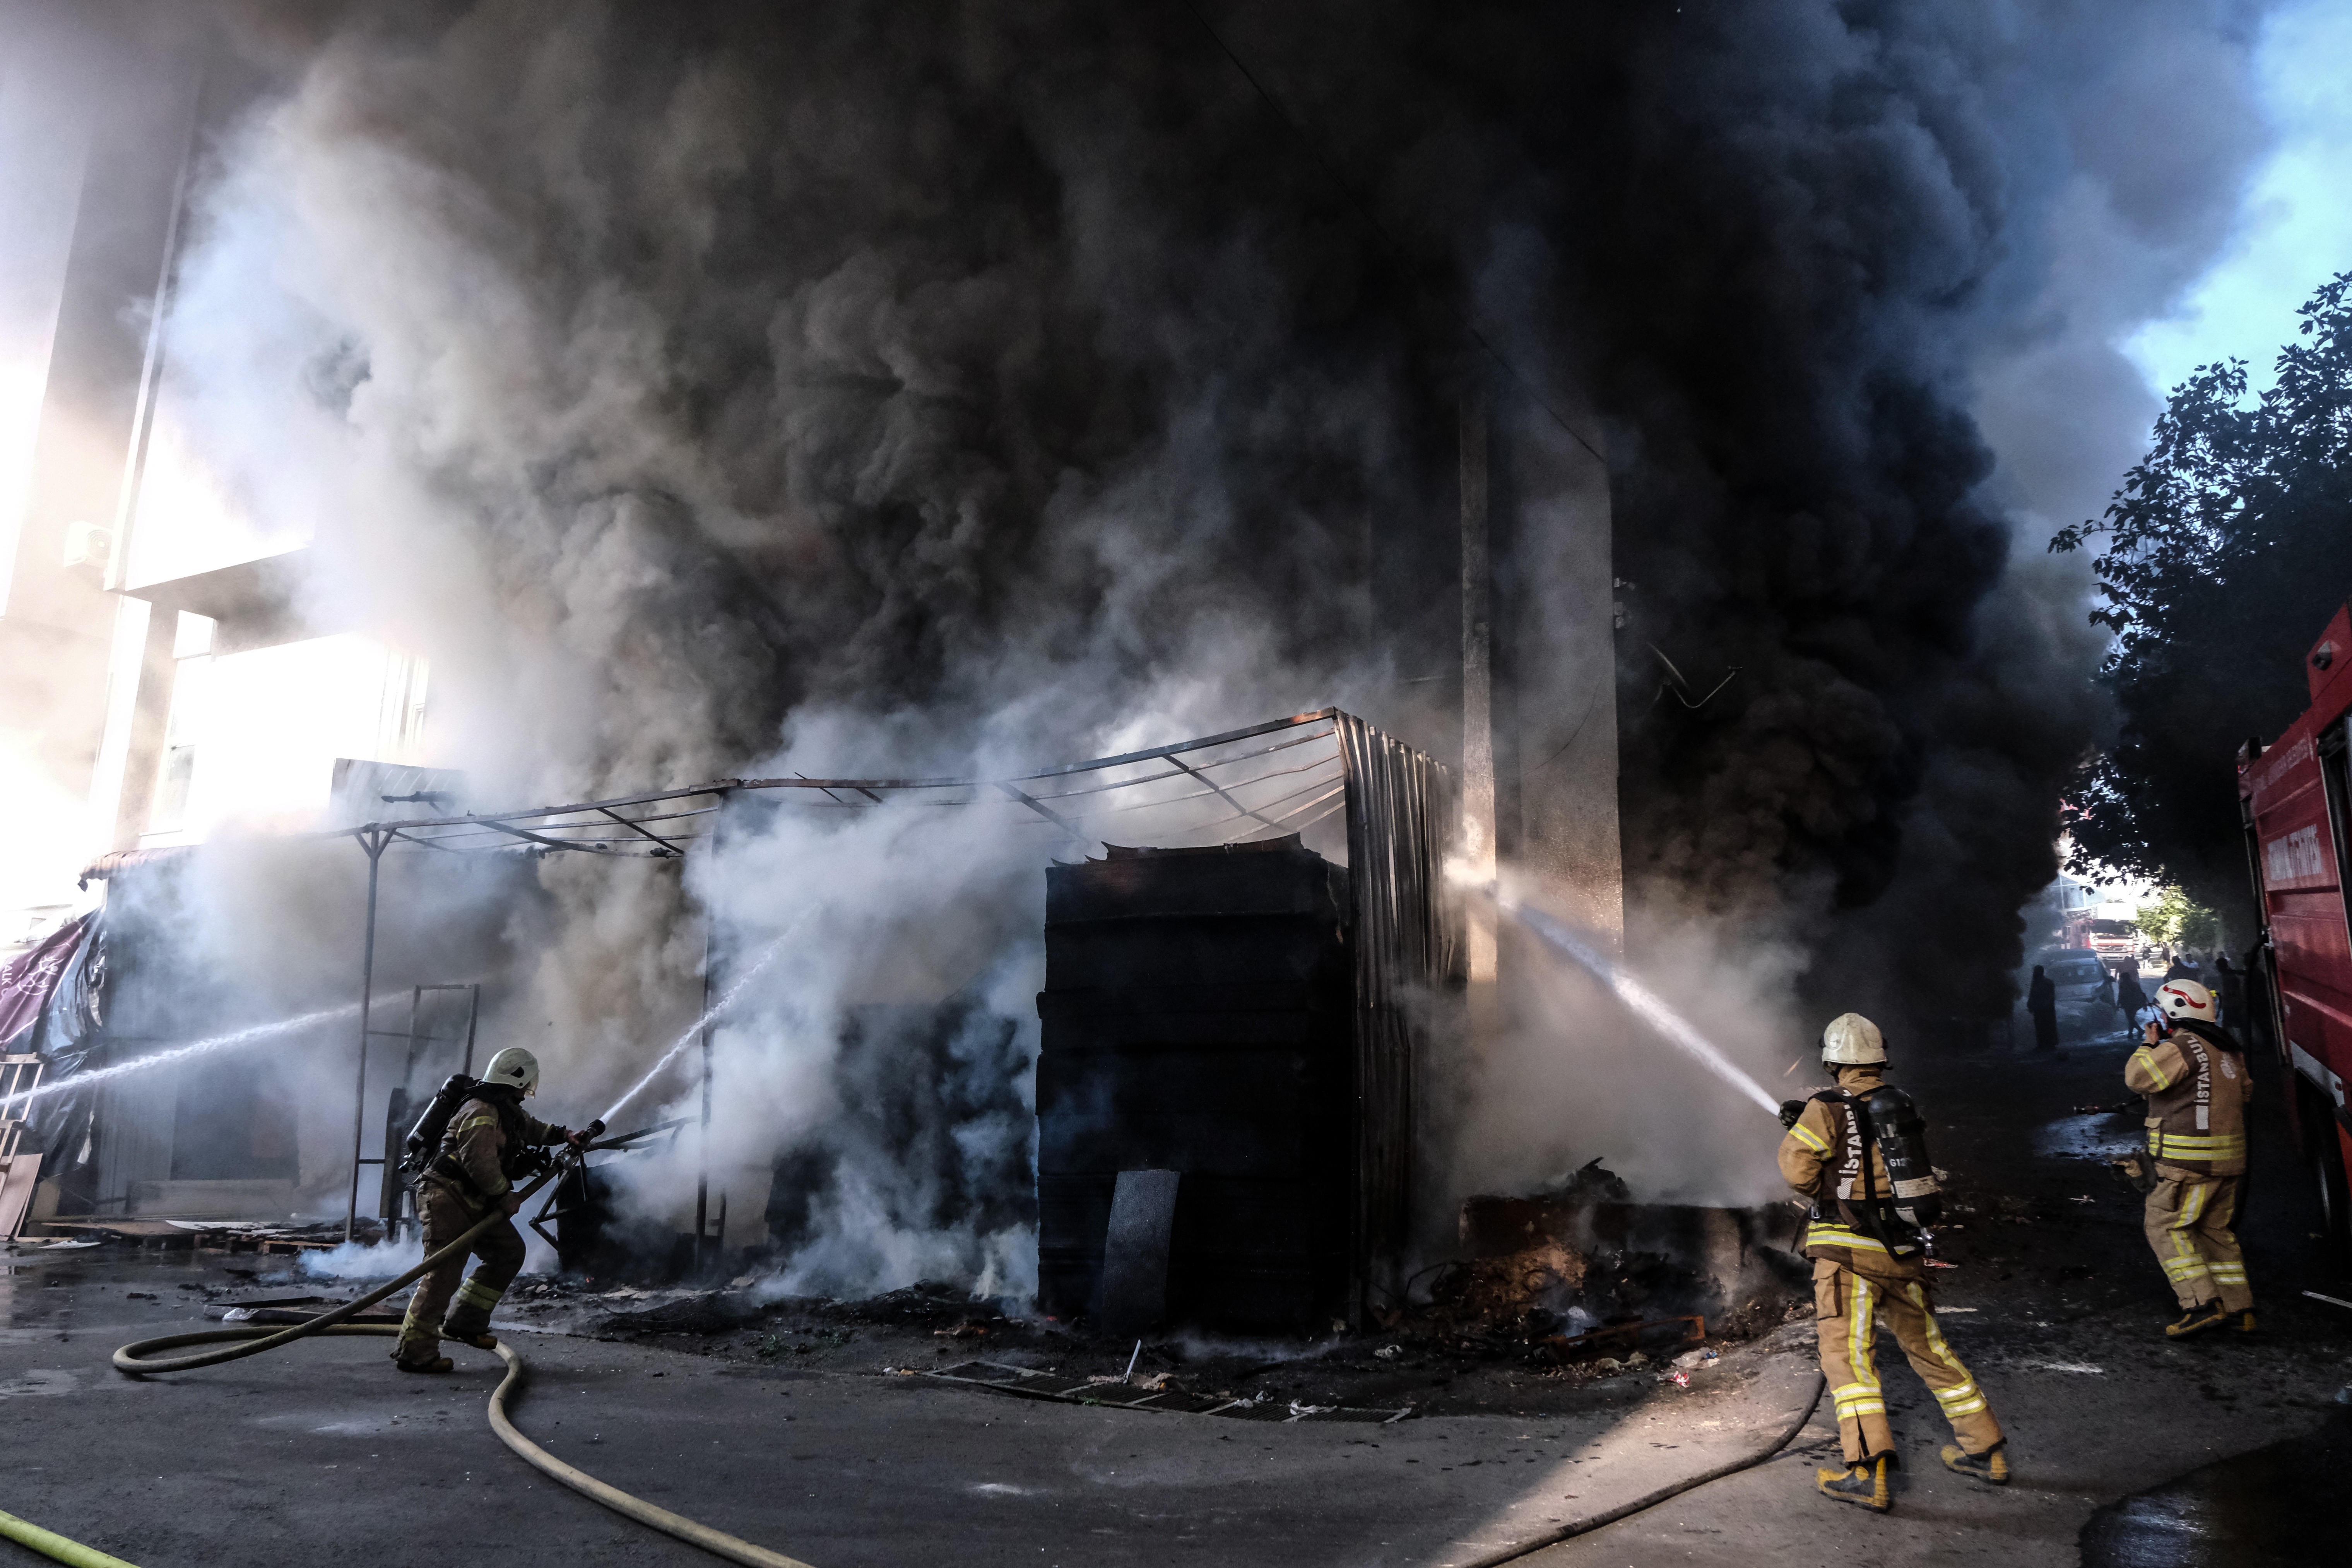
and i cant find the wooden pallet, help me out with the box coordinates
[39,1219,349,1253]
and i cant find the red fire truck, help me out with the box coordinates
[2241,604,2352,1248]
[2085,917,2140,966]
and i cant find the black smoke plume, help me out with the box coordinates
[137,0,2275,1250]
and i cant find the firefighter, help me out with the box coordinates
[1779,1014,2008,1511]
[393,1047,587,1373]
[2126,978,2254,1336]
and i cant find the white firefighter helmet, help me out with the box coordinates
[2156,979,2216,1025]
[482,1046,540,1096]
[1820,1012,1888,1066]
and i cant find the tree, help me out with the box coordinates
[2135,884,2224,953]
[2052,272,2352,930]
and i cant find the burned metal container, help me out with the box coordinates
[1036,838,1353,1329]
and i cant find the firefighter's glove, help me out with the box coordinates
[2109,1150,2157,1195]
[1778,1099,1806,1130]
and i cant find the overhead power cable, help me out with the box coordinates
[1170,0,1607,467]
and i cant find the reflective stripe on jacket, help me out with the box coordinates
[2125,1028,2248,1176]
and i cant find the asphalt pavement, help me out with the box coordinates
[6,1017,2348,1567]
[0,1261,1816,1568]
[1521,1019,2352,1568]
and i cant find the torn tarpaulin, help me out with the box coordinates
[0,913,90,1050]
[17,910,111,1181]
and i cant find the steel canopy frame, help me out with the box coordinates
[337,706,1348,863]
[331,706,1389,1247]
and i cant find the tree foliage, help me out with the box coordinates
[2133,884,2224,953]
[2052,272,2352,922]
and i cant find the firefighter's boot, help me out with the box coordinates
[440,1274,507,1350]
[2164,1302,2229,1339]
[1941,1443,2009,1485]
[2236,1310,2258,1334]
[392,1350,453,1375]
[1816,1455,1892,1512]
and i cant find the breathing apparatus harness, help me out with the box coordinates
[1790,1082,1943,1256]
[401,1074,559,1202]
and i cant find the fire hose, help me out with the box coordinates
[77,1151,816,1568]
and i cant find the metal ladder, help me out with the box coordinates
[0,1053,48,1239]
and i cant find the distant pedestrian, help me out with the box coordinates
[2213,955,2245,1027]
[2027,965,2058,1053]
[2116,964,2149,1033]
[2232,951,2272,1046]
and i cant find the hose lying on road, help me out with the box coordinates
[1457,1371,1828,1568]
[99,1159,815,1568]
[485,1339,814,1568]
[0,1507,140,1568]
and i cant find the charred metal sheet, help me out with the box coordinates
[1099,1169,1180,1335]
[920,1359,1413,1423]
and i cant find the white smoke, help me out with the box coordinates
[69,0,2287,1289]
[1439,879,1812,1211]
[299,1233,423,1279]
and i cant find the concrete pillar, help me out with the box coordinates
[1462,384,1623,966]
[1500,398,1622,951]
[1459,392,1499,1010]
[0,7,200,877]
[101,595,180,848]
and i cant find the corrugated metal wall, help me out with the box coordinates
[1336,714,1461,1317]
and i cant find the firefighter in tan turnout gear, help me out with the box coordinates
[2126,978,2255,1337]
[393,1047,587,1373]
[1777,1014,2007,1512]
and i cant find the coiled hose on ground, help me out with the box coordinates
[77,1159,816,1568]
[35,1159,1825,1568]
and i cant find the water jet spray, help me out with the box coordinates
[1,1003,362,1111]
[1485,889,1782,1119]
[598,934,790,1126]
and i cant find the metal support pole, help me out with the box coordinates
[345,829,387,1243]
[462,982,479,1075]
[694,917,713,1270]
[1459,391,1499,1022]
